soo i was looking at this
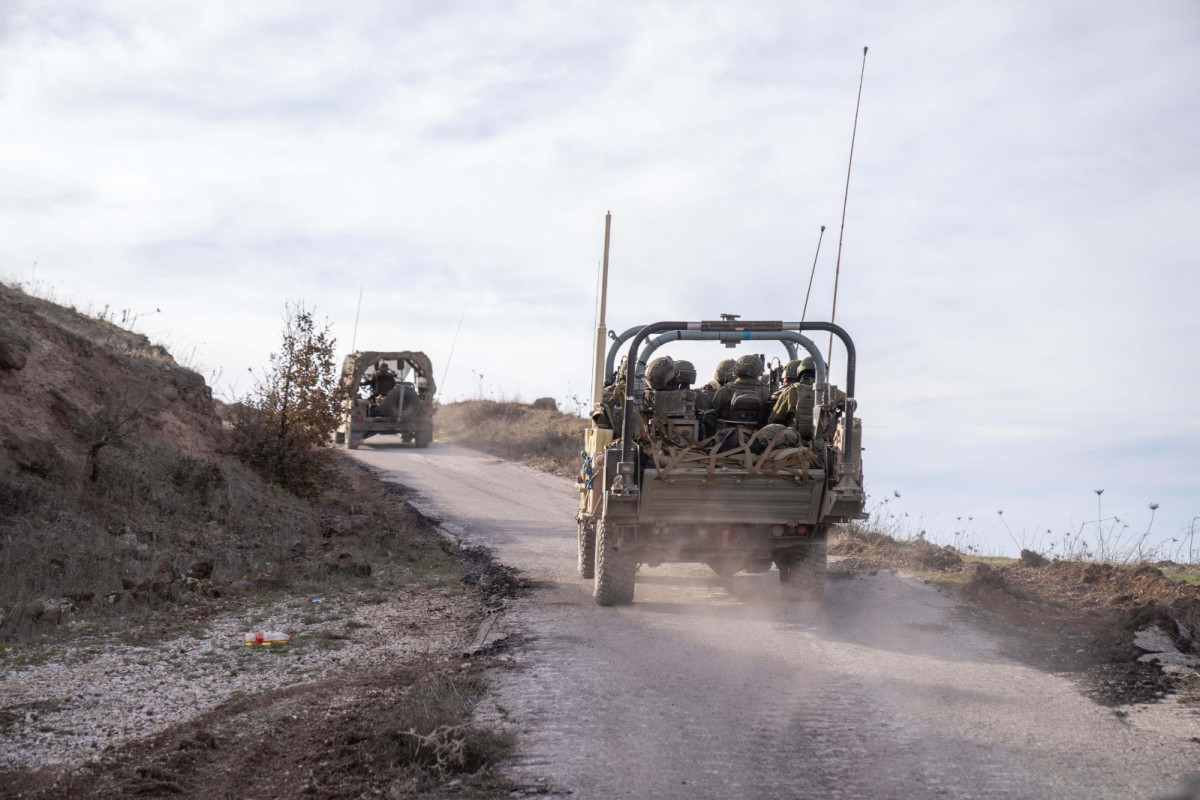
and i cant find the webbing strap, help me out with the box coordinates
[648,431,819,483]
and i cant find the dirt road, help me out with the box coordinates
[353,441,1200,799]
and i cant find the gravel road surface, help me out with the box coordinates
[352,441,1200,799]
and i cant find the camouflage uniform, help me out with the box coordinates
[712,356,771,429]
[695,359,734,413]
[767,383,816,439]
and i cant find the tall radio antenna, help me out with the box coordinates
[801,225,826,321]
[827,45,869,373]
[440,300,468,395]
[349,285,364,353]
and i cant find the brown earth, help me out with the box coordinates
[830,526,1200,705]
[0,282,526,797]
[0,280,447,637]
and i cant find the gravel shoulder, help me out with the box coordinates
[1,488,524,799]
[0,575,472,771]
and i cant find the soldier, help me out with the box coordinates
[670,359,697,390]
[644,356,676,392]
[712,354,771,430]
[696,358,735,412]
[592,361,628,435]
[374,361,397,398]
[768,356,817,441]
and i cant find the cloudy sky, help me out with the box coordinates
[2,0,1197,556]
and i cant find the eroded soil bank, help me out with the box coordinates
[831,527,1200,706]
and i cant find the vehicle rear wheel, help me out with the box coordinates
[577,520,596,579]
[415,430,432,449]
[594,522,635,606]
[776,539,826,602]
[346,435,361,450]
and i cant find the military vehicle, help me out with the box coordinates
[576,319,864,605]
[336,351,436,449]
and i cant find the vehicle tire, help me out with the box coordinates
[347,436,360,451]
[777,539,826,602]
[594,522,635,606]
[577,520,596,579]
[706,557,741,578]
[415,430,432,449]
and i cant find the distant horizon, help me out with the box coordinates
[2,1,1196,558]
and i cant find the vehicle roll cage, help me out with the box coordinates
[612,320,857,468]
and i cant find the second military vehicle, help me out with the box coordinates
[577,319,865,605]
[336,350,436,449]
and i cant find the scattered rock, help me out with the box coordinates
[1133,625,1200,674]
[321,550,371,577]
[41,604,62,626]
[21,600,45,620]
[226,579,253,596]
[1019,549,1049,568]
[186,558,214,581]
[0,425,63,477]
[0,324,30,371]
[116,532,148,554]
[177,729,219,751]
[321,515,371,538]
[185,576,212,595]
[120,560,179,598]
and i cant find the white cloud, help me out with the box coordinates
[1,0,1197,552]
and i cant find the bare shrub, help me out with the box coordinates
[233,303,339,495]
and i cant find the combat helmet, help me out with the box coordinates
[734,354,762,379]
[714,359,736,385]
[644,356,677,391]
[673,360,697,387]
[798,355,816,381]
[783,359,804,383]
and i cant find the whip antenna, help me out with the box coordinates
[349,285,364,353]
[801,225,826,321]
[827,45,869,373]
[440,301,468,396]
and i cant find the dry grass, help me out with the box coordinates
[0,280,453,643]
[830,527,1200,647]
[435,400,587,478]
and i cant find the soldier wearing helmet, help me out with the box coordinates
[592,360,629,435]
[361,360,397,400]
[670,359,697,390]
[768,355,816,440]
[696,358,735,413]
[643,356,677,392]
[712,354,771,429]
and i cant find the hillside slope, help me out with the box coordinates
[0,282,419,635]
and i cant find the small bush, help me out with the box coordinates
[233,303,339,495]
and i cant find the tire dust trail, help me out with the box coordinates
[353,441,1200,799]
